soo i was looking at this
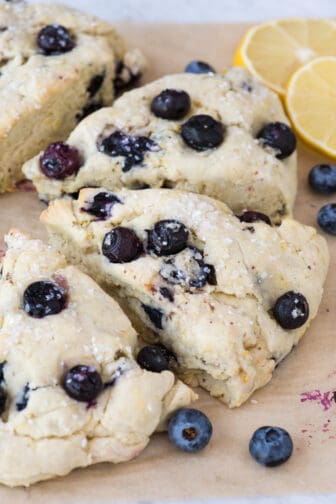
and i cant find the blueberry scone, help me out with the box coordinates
[0,230,194,487]
[26,68,297,222]
[0,2,145,192]
[41,188,329,408]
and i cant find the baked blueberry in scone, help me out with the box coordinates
[26,68,296,223]
[0,2,145,192]
[0,230,194,487]
[41,188,329,408]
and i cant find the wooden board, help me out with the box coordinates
[0,23,335,502]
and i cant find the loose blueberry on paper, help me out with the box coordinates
[309,164,336,194]
[185,61,215,74]
[168,408,213,453]
[249,426,293,467]
[317,204,336,235]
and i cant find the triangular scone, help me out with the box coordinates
[0,2,145,192]
[0,230,194,487]
[25,68,296,222]
[41,188,329,408]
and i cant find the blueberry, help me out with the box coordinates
[23,281,67,318]
[160,247,216,290]
[238,211,271,226]
[0,386,7,415]
[185,61,215,74]
[82,191,121,219]
[273,291,309,329]
[76,102,103,122]
[113,60,141,95]
[16,383,30,411]
[0,361,6,384]
[147,220,189,256]
[102,227,143,263]
[142,304,165,329]
[137,344,177,373]
[160,286,174,302]
[257,122,296,160]
[168,408,213,453]
[151,89,191,120]
[37,24,75,55]
[181,114,225,151]
[99,131,157,172]
[249,426,293,467]
[63,365,103,402]
[309,164,336,194]
[317,203,336,235]
[87,73,105,98]
[40,142,81,180]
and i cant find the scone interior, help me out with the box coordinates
[41,188,329,408]
[0,230,194,487]
[0,2,145,192]
[25,68,296,223]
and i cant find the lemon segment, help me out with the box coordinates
[285,56,336,158]
[234,19,336,96]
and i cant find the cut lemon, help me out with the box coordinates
[286,56,336,158]
[234,18,336,96]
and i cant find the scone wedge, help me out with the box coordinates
[26,68,296,222]
[0,230,194,487]
[41,188,329,408]
[0,2,145,192]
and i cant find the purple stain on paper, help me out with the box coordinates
[300,389,336,411]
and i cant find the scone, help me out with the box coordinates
[41,188,329,408]
[0,2,145,192]
[26,68,297,222]
[0,230,194,487]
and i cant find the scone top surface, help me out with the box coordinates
[0,230,193,487]
[41,188,329,408]
[0,2,145,192]
[26,68,297,222]
[0,1,124,133]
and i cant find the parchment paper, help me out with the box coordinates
[0,23,335,502]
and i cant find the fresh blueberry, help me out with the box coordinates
[151,89,191,120]
[142,304,165,329]
[40,142,81,180]
[102,227,143,263]
[309,164,336,194]
[317,203,336,235]
[181,114,225,151]
[63,365,103,402]
[23,281,67,318]
[238,211,272,226]
[160,247,216,289]
[159,286,174,302]
[76,101,103,122]
[16,383,30,411]
[249,426,293,467]
[273,291,309,329]
[185,61,215,74]
[87,73,105,98]
[137,344,177,372]
[147,220,189,256]
[113,60,141,95]
[0,361,6,384]
[99,131,157,172]
[37,24,75,55]
[82,191,121,219]
[257,122,296,160]
[0,386,7,415]
[168,408,213,453]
